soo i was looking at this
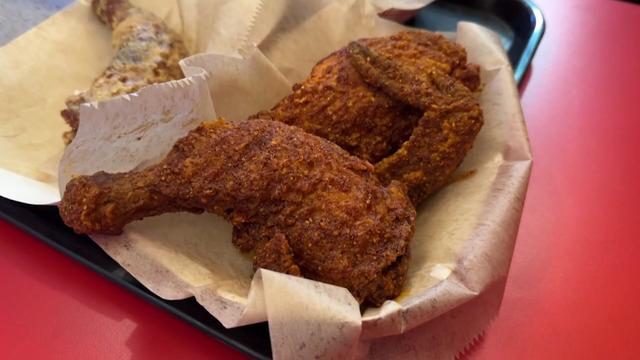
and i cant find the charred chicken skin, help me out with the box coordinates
[61,0,189,143]
[59,119,416,306]
[254,31,483,205]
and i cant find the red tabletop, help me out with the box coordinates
[2,0,640,359]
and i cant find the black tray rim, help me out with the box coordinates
[514,0,545,83]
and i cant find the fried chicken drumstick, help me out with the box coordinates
[254,31,483,205]
[61,0,189,143]
[59,119,416,306]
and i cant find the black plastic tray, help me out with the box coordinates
[0,1,544,359]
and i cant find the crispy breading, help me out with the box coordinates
[61,0,189,143]
[254,31,482,205]
[59,119,416,306]
[346,41,483,205]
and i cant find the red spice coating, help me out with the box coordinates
[59,119,416,306]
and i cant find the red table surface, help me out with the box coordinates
[2,0,640,359]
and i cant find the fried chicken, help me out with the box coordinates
[61,0,189,143]
[254,31,483,205]
[347,41,484,205]
[59,119,416,306]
